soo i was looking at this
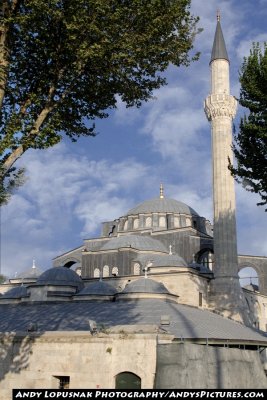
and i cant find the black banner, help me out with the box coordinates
[12,389,267,400]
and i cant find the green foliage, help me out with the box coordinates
[0,165,25,205]
[231,43,267,209]
[0,274,7,284]
[0,0,200,204]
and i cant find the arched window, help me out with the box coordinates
[112,267,119,276]
[94,268,100,278]
[133,219,139,229]
[124,220,128,231]
[145,216,152,227]
[133,263,140,275]
[103,265,109,277]
[115,372,141,389]
[198,250,214,270]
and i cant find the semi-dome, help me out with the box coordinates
[122,278,170,294]
[126,197,198,216]
[76,281,117,296]
[36,266,83,289]
[100,235,168,253]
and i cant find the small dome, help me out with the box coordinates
[36,266,83,289]
[126,197,198,216]
[101,235,168,252]
[1,286,28,299]
[122,278,170,294]
[76,281,117,296]
[16,261,43,280]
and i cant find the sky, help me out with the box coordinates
[1,0,267,282]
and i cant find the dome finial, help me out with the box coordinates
[160,183,164,199]
[32,259,36,269]
[217,9,220,22]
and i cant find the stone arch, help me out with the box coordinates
[238,263,260,291]
[115,372,141,389]
[62,258,82,277]
[62,257,81,269]
[196,248,214,270]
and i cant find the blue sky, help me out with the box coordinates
[1,0,267,280]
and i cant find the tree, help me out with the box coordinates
[0,0,200,204]
[231,43,267,209]
[0,274,7,283]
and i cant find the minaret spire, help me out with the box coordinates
[210,12,229,65]
[204,15,251,325]
[159,183,164,199]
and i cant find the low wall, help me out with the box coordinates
[155,342,267,388]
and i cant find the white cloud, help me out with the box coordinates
[236,35,267,61]
[1,144,151,277]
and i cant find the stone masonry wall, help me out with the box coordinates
[155,342,267,388]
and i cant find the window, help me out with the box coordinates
[53,376,70,389]
[94,268,100,278]
[198,250,214,270]
[124,220,128,231]
[112,267,119,276]
[133,263,140,275]
[115,372,141,389]
[133,219,139,229]
[103,265,109,277]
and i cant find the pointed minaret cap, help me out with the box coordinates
[32,259,36,269]
[210,11,229,64]
[159,183,164,199]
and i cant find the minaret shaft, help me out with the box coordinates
[204,18,251,325]
[211,115,238,276]
[206,62,238,278]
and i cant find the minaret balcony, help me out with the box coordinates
[204,94,237,121]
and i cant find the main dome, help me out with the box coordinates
[126,197,198,216]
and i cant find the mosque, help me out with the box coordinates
[0,16,267,395]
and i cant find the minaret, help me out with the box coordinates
[204,14,250,324]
